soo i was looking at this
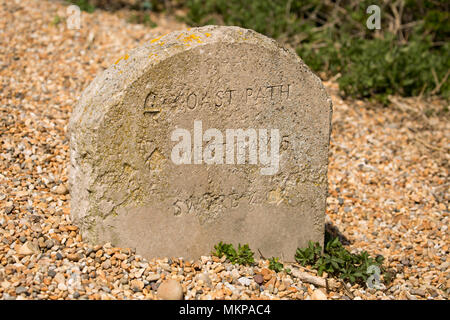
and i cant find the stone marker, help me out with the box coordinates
[69,26,332,260]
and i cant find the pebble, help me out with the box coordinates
[439,261,449,271]
[15,286,27,295]
[5,206,14,215]
[58,283,67,291]
[54,273,65,284]
[147,273,161,282]
[101,259,111,269]
[160,263,171,272]
[151,282,159,291]
[45,239,54,249]
[230,269,240,280]
[157,279,184,300]
[261,268,272,281]
[55,184,68,195]
[311,289,328,300]
[410,288,426,297]
[238,277,252,286]
[401,258,410,266]
[254,274,264,285]
[197,273,212,287]
[130,279,144,292]
[17,241,40,255]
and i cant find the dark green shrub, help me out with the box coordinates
[69,0,96,13]
[335,33,450,103]
[127,12,158,27]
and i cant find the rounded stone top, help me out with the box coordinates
[69,25,327,133]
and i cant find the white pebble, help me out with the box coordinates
[237,277,252,286]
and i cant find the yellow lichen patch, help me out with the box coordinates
[150,36,162,43]
[150,33,169,46]
[204,32,211,37]
[183,34,203,44]
[114,53,129,65]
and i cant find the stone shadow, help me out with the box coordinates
[325,220,351,246]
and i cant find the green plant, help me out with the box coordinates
[68,0,95,13]
[213,241,234,259]
[51,15,62,26]
[294,240,321,266]
[213,241,255,265]
[268,257,290,273]
[295,237,389,287]
[334,34,450,104]
[235,244,255,265]
[268,257,284,273]
[127,13,158,28]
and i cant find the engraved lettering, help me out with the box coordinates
[255,87,265,101]
[215,90,224,107]
[143,92,160,114]
[200,91,211,108]
[225,89,236,104]
[149,84,292,112]
[245,88,253,103]
[171,91,184,107]
[267,85,277,100]
[280,84,290,100]
[187,92,197,109]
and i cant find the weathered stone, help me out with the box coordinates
[147,273,161,282]
[196,272,212,287]
[17,241,40,255]
[311,289,328,300]
[55,184,69,195]
[157,279,184,300]
[69,26,332,260]
[130,279,145,292]
[54,273,66,284]
[253,274,264,285]
[261,268,272,281]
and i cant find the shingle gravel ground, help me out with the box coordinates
[0,0,448,300]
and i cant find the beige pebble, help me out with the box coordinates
[55,184,68,195]
[157,279,184,300]
[311,289,328,300]
[147,273,160,282]
[18,241,40,255]
[54,273,65,284]
[130,279,145,292]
